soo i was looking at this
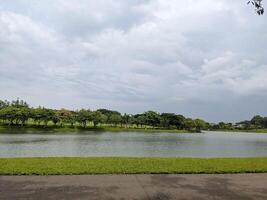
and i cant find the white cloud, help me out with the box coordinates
[0,0,267,121]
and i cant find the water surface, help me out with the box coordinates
[0,131,267,158]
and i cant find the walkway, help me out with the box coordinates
[1,174,267,200]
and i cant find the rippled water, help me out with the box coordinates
[0,131,267,158]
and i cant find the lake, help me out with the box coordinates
[0,131,267,158]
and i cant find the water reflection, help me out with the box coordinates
[0,131,267,158]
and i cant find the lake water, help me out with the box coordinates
[0,131,267,158]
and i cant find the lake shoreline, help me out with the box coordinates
[0,124,194,134]
[1,124,267,134]
[0,157,267,175]
[207,129,267,133]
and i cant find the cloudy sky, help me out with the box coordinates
[0,0,267,122]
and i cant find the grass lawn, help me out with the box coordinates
[0,124,191,134]
[0,157,267,175]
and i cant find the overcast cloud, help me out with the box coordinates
[0,0,267,122]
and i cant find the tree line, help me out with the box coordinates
[0,99,208,132]
[1,99,266,131]
[211,115,267,130]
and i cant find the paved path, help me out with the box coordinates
[0,174,267,200]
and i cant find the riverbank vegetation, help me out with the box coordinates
[211,116,267,132]
[0,157,266,175]
[0,98,267,133]
[0,99,208,133]
[0,124,191,134]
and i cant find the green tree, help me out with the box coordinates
[51,111,60,126]
[0,106,18,125]
[57,109,76,127]
[16,107,31,126]
[91,111,107,127]
[32,107,45,125]
[109,114,122,126]
[97,109,121,124]
[122,114,131,127]
[236,120,251,130]
[175,115,186,129]
[0,100,9,109]
[194,119,208,132]
[143,111,161,127]
[31,107,55,126]
[76,109,92,127]
[11,98,29,108]
[135,114,146,128]
[42,109,56,126]
[251,115,264,128]
[128,115,138,127]
[184,118,196,131]
[160,113,185,129]
[262,117,267,128]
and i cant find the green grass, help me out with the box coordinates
[0,157,267,175]
[238,129,267,133]
[0,124,191,134]
[210,129,267,133]
[99,126,191,133]
[252,129,267,133]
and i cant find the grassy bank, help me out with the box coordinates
[0,124,191,134]
[2,124,267,134]
[0,157,267,175]
[209,129,267,133]
[251,129,267,133]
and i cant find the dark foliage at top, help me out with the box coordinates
[248,0,264,15]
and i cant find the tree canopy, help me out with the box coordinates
[0,98,266,132]
[0,98,210,132]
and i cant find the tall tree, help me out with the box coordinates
[184,118,196,131]
[143,111,161,127]
[109,114,122,126]
[0,100,9,109]
[251,115,264,128]
[16,107,31,126]
[76,109,92,127]
[57,109,76,127]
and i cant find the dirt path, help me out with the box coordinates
[1,174,267,200]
